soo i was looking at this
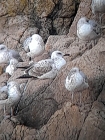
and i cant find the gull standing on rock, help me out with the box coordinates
[0,44,22,64]
[5,58,18,75]
[0,81,22,118]
[65,67,89,104]
[91,0,105,24]
[77,17,101,43]
[23,34,45,60]
[17,51,69,79]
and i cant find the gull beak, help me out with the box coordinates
[63,54,70,56]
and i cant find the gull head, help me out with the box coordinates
[70,67,80,73]
[51,51,66,60]
[51,51,69,70]
[78,17,89,25]
[32,34,43,41]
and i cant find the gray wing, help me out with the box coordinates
[0,86,8,93]
[79,71,88,83]
[89,20,101,35]
[23,37,32,52]
[17,59,54,78]
[9,50,23,62]
[0,44,7,51]
[67,69,76,80]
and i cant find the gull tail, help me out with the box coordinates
[16,74,35,79]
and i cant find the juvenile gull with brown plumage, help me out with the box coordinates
[65,67,89,104]
[17,51,69,79]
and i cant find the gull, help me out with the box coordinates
[0,81,22,119]
[5,58,18,75]
[23,34,45,60]
[17,51,69,79]
[0,44,23,64]
[91,0,105,24]
[65,67,89,104]
[77,17,101,42]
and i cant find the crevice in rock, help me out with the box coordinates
[18,27,29,44]
[27,0,80,41]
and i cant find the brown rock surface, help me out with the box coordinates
[0,0,105,140]
[0,0,79,45]
[0,35,105,140]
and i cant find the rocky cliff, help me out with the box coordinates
[0,0,105,140]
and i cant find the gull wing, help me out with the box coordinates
[17,59,53,78]
[23,37,32,52]
[29,59,53,77]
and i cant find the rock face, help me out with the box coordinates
[0,0,105,140]
[0,0,79,46]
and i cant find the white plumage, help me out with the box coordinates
[5,58,18,75]
[65,67,89,104]
[91,0,105,24]
[23,34,45,59]
[91,0,105,14]
[7,81,21,104]
[18,51,68,79]
[0,81,21,105]
[0,44,22,64]
[77,17,101,41]
[0,81,22,118]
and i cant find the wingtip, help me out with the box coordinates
[16,66,30,69]
[16,74,33,79]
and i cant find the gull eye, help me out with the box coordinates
[86,19,89,22]
[0,47,4,50]
[57,52,62,55]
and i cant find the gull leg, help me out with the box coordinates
[3,104,6,118]
[99,13,105,25]
[71,92,74,105]
[80,92,82,105]
[10,107,13,117]
[3,104,10,119]
[94,39,97,46]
